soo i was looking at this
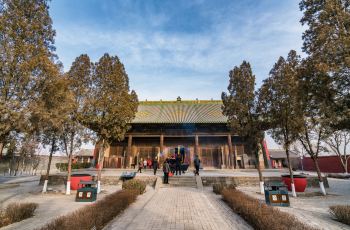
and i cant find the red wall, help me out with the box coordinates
[303,156,350,173]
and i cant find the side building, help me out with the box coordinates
[95,99,268,169]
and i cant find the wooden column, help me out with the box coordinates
[233,144,238,169]
[193,135,199,168]
[195,135,199,156]
[160,134,164,153]
[228,135,234,169]
[159,134,164,162]
[221,146,225,168]
[224,145,229,168]
[125,135,132,168]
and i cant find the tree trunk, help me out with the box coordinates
[10,151,15,175]
[14,159,20,176]
[257,158,264,194]
[341,156,347,174]
[256,145,264,195]
[285,148,297,197]
[0,143,4,159]
[66,133,75,195]
[312,156,326,195]
[97,139,105,193]
[43,139,55,193]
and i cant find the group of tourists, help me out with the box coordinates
[136,154,201,184]
[163,154,201,184]
[137,157,158,175]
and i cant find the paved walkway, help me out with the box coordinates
[238,178,350,230]
[105,187,252,230]
[0,178,121,230]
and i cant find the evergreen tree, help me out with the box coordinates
[222,61,266,194]
[0,0,57,157]
[296,60,331,195]
[62,54,92,195]
[300,0,350,129]
[80,53,138,193]
[29,72,72,193]
[258,50,303,197]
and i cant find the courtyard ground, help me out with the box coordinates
[104,186,252,230]
[0,169,350,229]
[0,175,120,230]
[238,178,350,230]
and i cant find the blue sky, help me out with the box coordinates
[49,0,304,101]
[49,0,304,149]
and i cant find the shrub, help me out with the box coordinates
[56,162,91,171]
[0,202,38,228]
[221,188,315,230]
[40,189,138,230]
[213,183,236,195]
[122,179,146,194]
[330,205,350,225]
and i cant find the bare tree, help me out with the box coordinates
[325,131,350,174]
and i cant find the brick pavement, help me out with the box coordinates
[105,187,252,230]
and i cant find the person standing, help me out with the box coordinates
[152,157,158,175]
[163,159,170,184]
[175,155,182,175]
[143,159,147,169]
[194,155,200,176]
[138,160,143,173]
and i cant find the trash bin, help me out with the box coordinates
[120,172,136,181]
[76,181,97,202]
[264,181,290,207]
[71,174,92,190]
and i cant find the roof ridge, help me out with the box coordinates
[139,100,223,105]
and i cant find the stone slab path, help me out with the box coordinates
[105,187,252,230]
[238,178,350,230]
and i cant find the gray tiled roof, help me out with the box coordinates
[269,149,299,159]
[132,100,227,124]
[74,149,94,157]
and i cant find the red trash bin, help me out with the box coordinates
[70,174,92,190]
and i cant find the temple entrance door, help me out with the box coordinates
[169,146,190,164]
[201,147,220,168]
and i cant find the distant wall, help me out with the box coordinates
[303,156,350,173]
[37,155,68,172]
[200,176,329,188]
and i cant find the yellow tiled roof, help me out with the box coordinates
[132,100,227,124]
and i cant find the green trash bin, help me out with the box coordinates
[264,181,290,207]
[76,181,97,202]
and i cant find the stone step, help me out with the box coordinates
[166,176,197,188]
[169,176,196,180]
[168,178,196,182]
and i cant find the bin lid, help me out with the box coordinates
[264,181,286,189]
[79,180,97,185]
[265,181,284,186]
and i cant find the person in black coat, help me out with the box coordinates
[152,157,158,175]
[175,155,182,175]
[163,159,170,184]
[194,155,200,176]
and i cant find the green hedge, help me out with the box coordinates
[55,162,91,171]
